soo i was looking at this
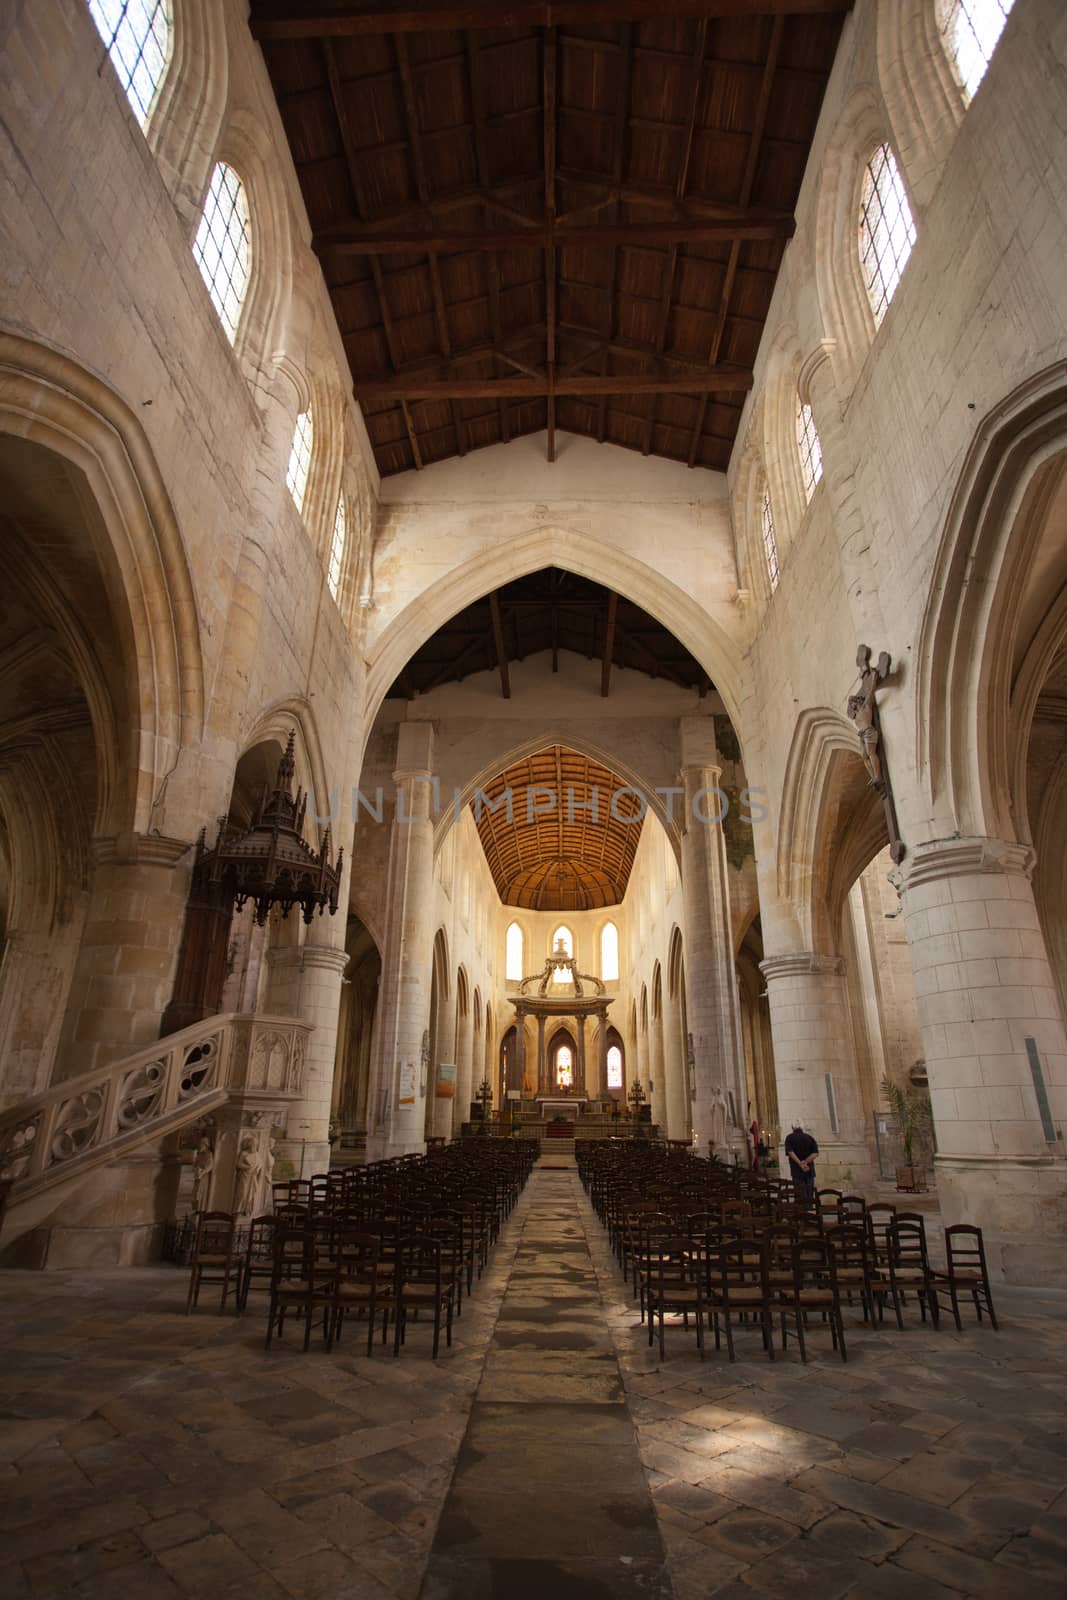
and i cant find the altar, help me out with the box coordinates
[537,1097,587,1119]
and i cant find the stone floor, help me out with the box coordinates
[0,1172,1065,1599]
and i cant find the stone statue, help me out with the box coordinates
[846,643,906,864]
[233,1136,262,1217]
[191,1139,214,1211]
[709,1086,728,1150]
[847,645,891,793]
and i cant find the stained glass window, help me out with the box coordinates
[607,1046,623,1090]
[796,400,823,503]
[327,494,346,600]
[760,485,780,591]
[506,922,524,981]
[556,1046,573,1089]
[601,922,619,981]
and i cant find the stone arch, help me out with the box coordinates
[240,698,331,849]
[430,729,683,863]
[208,109,294,380]
[917,361,1067,840]
[875,0,964,212]
[363,526,748,739]
[732,397,777,606]
[432,928,451,1004]
[776,707,887,952]
[759,326,808,540]
[0,332,203,837]
[667,925,684,998]
[811,86,901,385]
[148,0,229,232]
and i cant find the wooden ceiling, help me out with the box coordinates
[250,1,851,475]
[386,566,711,698]
[475,745,644,909]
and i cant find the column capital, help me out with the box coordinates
[901,836,1035,891]
[760,951,846,984]
[91,832,193,869]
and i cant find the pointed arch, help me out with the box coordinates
[363,525,747,737]
[918,361,1067,840]
[0,332,203,836]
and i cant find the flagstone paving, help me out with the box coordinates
[0,1170,1065,1598]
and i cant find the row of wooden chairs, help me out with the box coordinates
[579,1141,998,1362]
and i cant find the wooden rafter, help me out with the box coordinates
[640,19,707,457]
[544,24,558,461]
[601,591,617,698]
[394,33,466,458]
[465,33,510,446]
[489,591,511,699]
[251,2,854,41]
[598,19,632,445]
[314,211,796,255]
[355,368,752,400]
[323,42,422,469]
[688,12,784,467]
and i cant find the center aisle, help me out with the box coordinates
[421,1169,672,1599]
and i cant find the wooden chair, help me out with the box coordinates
[704,1240,775,1362]
[885,1218,940,1330]
[330,1231,398,1356]
[644,1239,707,1361]
[932,1225,998,1331]
[265,1227,336,1351]
[395,1234,457,1359]
[238,1214,276,1313]
[778,1237,848,1362]
[825,1222,882,1325]
[185,1211,241,1314]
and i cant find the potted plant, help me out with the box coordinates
[882,1075,933,1192]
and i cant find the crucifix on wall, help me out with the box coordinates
[847,644,905,865]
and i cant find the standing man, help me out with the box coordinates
[749,1105,761,1172]
[784,1121,819,1200]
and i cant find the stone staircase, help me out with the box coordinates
[0,1012,311,1265]
[537,1136,576,1166]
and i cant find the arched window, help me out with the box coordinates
[607,1045,624,1090]
[601,922,619,982]
[285,410,314,515]
[858,144,917,326]
[551,925,573,984]
[760,484,780,591]
[555,1046,573,1089]
[88,0,171,130]
[505,922,524,981]
[938,0,1014,104]
[327,494,346,599]
[796,399,823,503]
[193,163,251,344]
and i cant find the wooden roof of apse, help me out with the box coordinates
[475,745,644,909]
[250,1,851,476]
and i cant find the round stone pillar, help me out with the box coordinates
[899,837,1067,1283]
[679,718,746,1154]
[262,941,349,1178]
[56,833,192,1081]
[430,965,458,1141]
[367,725,436,1158]
[759,951,873,1185]
[453,1001,475,1138]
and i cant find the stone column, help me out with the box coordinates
[514,1005,527,1095]
[262,942,350,1178]
[759,952,872,1184]
[536,1012,547,1091]
[679,718,746,1152]
[598,1006,609,1096]
[430,961,458,1142]
[576,1012,587,1095]
[649,1008,666,1130]
[56,832,192,1081]
[899,837,1067,1283]
[366,724,435,1159]
[453,999,475,1140]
